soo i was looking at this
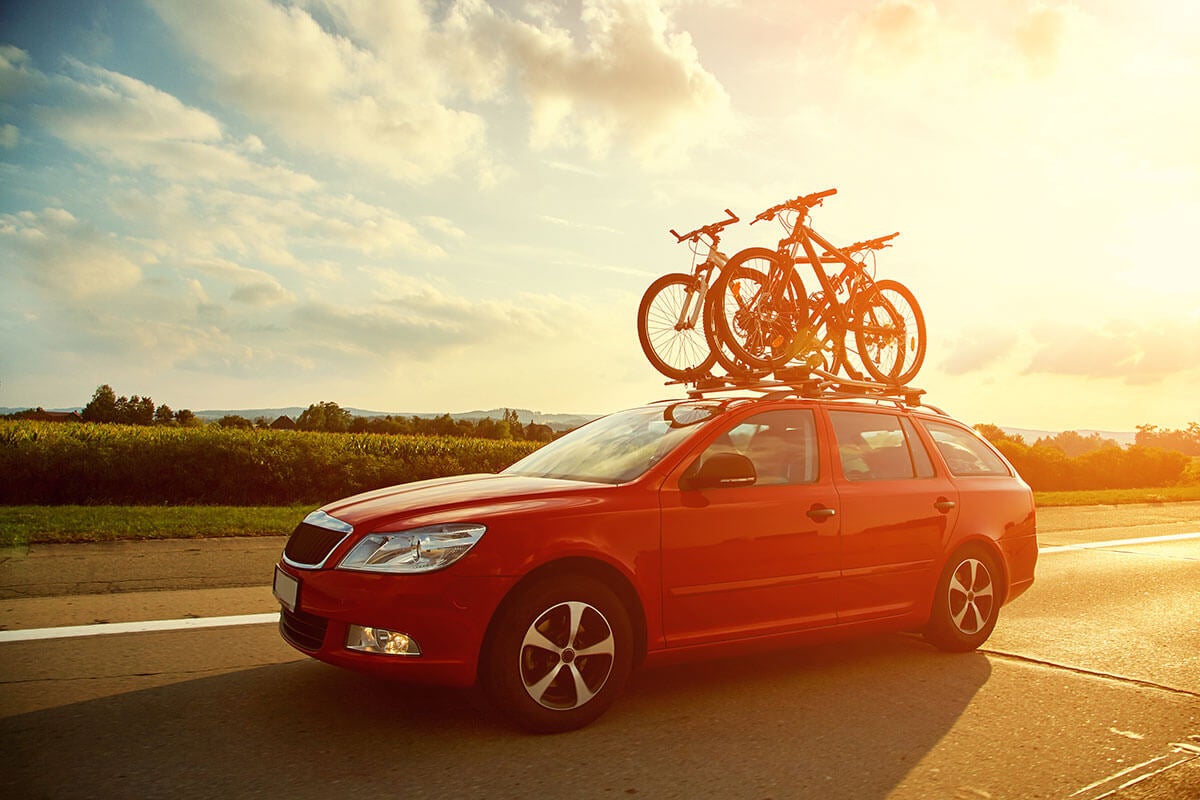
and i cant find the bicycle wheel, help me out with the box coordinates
[703,284,766,379]
[787,295,844,376]
[873,279,926,384]
[710,248,808,371]
[637,273,717,381]
[852,279,926,384]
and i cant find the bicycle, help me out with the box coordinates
[636,209,742,382]
[707,188,926,385]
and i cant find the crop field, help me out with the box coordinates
[0,420,541,506]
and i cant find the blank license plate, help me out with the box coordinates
[273,567,299,612]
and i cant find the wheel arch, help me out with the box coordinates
[942,534,1011,606]
[480,556,650,672]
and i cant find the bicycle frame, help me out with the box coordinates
[756,212,875,340]
[666,209,738,332]
[675,246,729,330]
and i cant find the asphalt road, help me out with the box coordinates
[0,503,1197,799]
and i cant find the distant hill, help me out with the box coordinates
[1002,427,1137,447]
[0,406,1134,441]
[116,406,596,432]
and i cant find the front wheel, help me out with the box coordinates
[482,575,634,733]
[923,546,1002,652]
[851,279,926,385]
[637,273,717,381]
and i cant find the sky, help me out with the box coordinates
[1,0,1198,432]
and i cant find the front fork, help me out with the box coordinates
[677,252,725,331]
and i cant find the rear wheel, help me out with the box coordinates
[924,546,1002,652]
[709,248,808,371]
[851,281,919,384]
[637,273,717,381]
[482,574,633,733]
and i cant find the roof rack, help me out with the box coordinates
[679,367,933,411]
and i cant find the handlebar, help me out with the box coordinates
[752,188,837,224]
[839,231,900,254]
[670,209,740,243]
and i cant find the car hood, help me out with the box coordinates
[320,473,611,531]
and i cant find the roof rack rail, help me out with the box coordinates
[679,366,929,409]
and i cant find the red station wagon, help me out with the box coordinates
[274,388,1037,732]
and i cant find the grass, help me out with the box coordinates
[0,505,313,548]
[1034,486,1200,507]
[3,487,1200,546]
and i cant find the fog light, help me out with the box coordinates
[346,625,422,656]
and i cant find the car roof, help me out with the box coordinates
[653,372,955,422]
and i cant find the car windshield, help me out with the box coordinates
[502,402,722,484]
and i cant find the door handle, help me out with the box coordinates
[807,505,837,521]
[934,499,956,513]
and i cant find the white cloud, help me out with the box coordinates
[940,327,1020,376]
[150,0,491,184]
[149,0,731,175]
[0,208,144,299]
[29,58,318,193]
[0,45,45,99]
[504,0,733,161]
[1024,319,1200,385]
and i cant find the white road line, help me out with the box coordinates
[1039,531,1200,554]
[0,612,280,643]
[4,530,1198,643]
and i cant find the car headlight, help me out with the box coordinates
[336,523,486,573]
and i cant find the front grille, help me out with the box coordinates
[280,607,329,651]
[284,522,349,567]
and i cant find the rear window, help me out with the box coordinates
[829,410,930,481]
[921,420,1011,477]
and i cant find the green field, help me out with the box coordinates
[0,505,311,547]
[4,487,1200,547]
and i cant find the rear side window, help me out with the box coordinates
[830,410,928,481]
[921,420,1011,477]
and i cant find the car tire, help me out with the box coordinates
[923,545,1002,652]
[482,574,634,733]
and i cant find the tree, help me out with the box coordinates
[154,404,177,426]
[1033,430,1118,458]
[974,424,1025,447]
[297,401,352,432]
[1136,423,1200,456]
[504,409,525,441]
[175,409,201,427]
[127,395,156,426]
[216,414,254,429]
[82,385,119,423]
[525,423,555,443]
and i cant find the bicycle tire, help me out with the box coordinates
[637,273,718,381]
[709,248,808,371]
[852,279,926,384]
[702,282,766,379]
[873,279,926,384]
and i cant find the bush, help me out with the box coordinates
[0,421,543,505]
[984,432,1191,491]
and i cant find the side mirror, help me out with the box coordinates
[682,452,757,491]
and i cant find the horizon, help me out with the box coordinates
[0,398,1150,440]
[2,1,1198,432]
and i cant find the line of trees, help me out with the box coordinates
[2,386,558,443]
[74,384,201,427]
[1136,423,1200,456]
[975,424,1197,491]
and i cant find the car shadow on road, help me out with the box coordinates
[0,632,989,799]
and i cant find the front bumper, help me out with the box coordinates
[275,562,515,687]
